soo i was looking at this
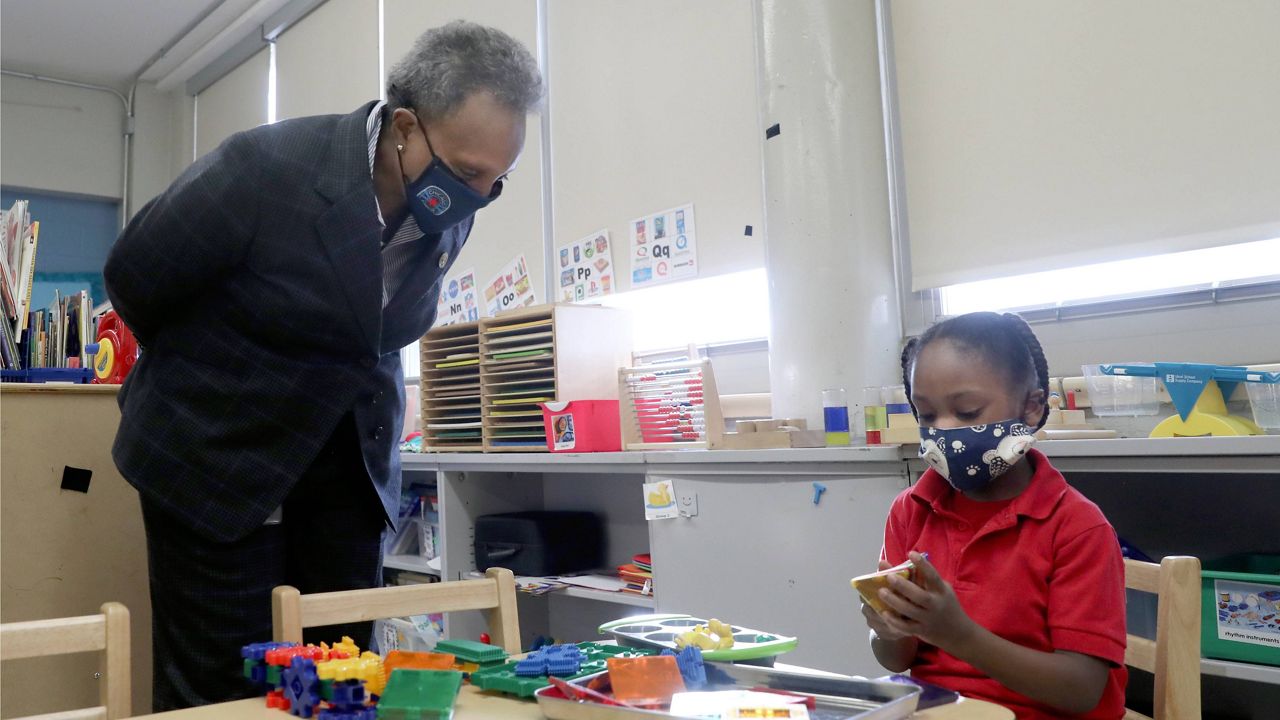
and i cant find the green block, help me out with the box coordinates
[266,665,283,686]
[320,678,334,702]
[433,639,507,664]
[469,642,655,698]
[378,669,464,720]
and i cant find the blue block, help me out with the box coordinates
[662,646,706,689]
[329,680,367,710]
[282,656,321,718]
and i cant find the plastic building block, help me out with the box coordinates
[377,669,464,720]
[330,679,368,709]
[318,651,386,698]
[242,641,297,687]
[383,650,456,683]
[607,655,686,705]
[661,646,706,689]
[469,642,654,698]
[267,689,291,711]
[283,656,323,718]
[513,656,548,677]
[326,636,361,660]
[544,644,584,676]
[433,639,507,664]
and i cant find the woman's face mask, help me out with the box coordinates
[917,419,1036,492]
[400,117,502,234]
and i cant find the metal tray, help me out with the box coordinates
[535,663,920,720]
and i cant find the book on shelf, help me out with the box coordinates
[1,200,103,373]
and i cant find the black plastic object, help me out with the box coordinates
[474,511,604,576]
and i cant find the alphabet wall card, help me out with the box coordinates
[629,203,698,289]
[435,267,480,327]
[558,229,615,302]
[485,254,538,316]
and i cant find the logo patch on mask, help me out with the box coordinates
[417,186,451,215]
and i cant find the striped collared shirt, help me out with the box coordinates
[367,101,431,308]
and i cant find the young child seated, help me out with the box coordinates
[863,312,1127,718]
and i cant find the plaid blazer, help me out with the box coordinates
[105,101,470,542]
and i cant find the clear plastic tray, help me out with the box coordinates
[1245,381,1280,429]
[1082,363,1161,416]
[535,664,920,720]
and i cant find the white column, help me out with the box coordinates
[756,0,903,429]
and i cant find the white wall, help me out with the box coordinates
[0,75,124,199]
[128,83,179,213]
[548,0,766,293]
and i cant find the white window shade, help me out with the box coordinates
[548,0,766,292]
[274,0,379,120]
[891,0,1280,290]
[195,48,269,159]
[382,0,546,304]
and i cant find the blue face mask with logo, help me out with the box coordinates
[401,117,502,234]
[917,419,1036,492]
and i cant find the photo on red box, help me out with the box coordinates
[541,400,622,453]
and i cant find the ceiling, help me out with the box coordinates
[1,0,245,89]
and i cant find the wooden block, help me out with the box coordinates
[879,426,921,445]
[736,421,759,433]
[783,418,808,430]
[1060,409,1087,425]
[715,428,826,450]
[888,413,918,430]
[755,419,786,432]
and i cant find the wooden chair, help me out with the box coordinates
[1123,556,1201,720]
[272,567,521,654]
[0,602,131,720]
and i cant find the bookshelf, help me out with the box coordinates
[418,321,483,452]
[420,304,632,453]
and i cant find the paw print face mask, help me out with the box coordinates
[917,420,1036,492]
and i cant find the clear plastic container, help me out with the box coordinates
[1082,363,1161,416]
[1245,381,1280,429]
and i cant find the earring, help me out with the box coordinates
[396,144,404,152]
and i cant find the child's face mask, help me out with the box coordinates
[917,419,1036,492]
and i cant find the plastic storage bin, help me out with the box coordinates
[1201,554,1280,666]
[1082,363,1161,416]
[1245,380,1280,429]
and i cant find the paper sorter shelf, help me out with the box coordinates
[486,330,553,346]
[484,318,553,335]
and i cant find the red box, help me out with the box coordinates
[541,400,622,453]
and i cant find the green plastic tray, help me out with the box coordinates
[469,642,655,697]
[598,613,798,662]
[432,639,508,664]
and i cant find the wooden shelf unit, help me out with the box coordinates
[479,304,632,452]
[419,320,484,452]
[420,304,631,453]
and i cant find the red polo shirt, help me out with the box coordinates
[880,449,1127,719]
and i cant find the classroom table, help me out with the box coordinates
[133,683,1015,719]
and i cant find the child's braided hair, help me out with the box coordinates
[899,312,1050,430]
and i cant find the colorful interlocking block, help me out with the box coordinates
[318,651,387,697]
[282,656,323,718]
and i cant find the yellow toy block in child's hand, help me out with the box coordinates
[851,558,920,614]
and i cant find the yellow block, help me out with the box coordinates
[887,413,919,430]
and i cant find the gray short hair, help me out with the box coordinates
[387,20,543,121]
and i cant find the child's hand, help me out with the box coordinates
[860,560,912,642]
[876,551,976,651]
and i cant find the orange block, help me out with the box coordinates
[384,650,457,682]
[607,655,686,706]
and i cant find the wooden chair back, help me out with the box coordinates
[272,566,520,654]
[0,602,131,719]
[1123,556,1201,720]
